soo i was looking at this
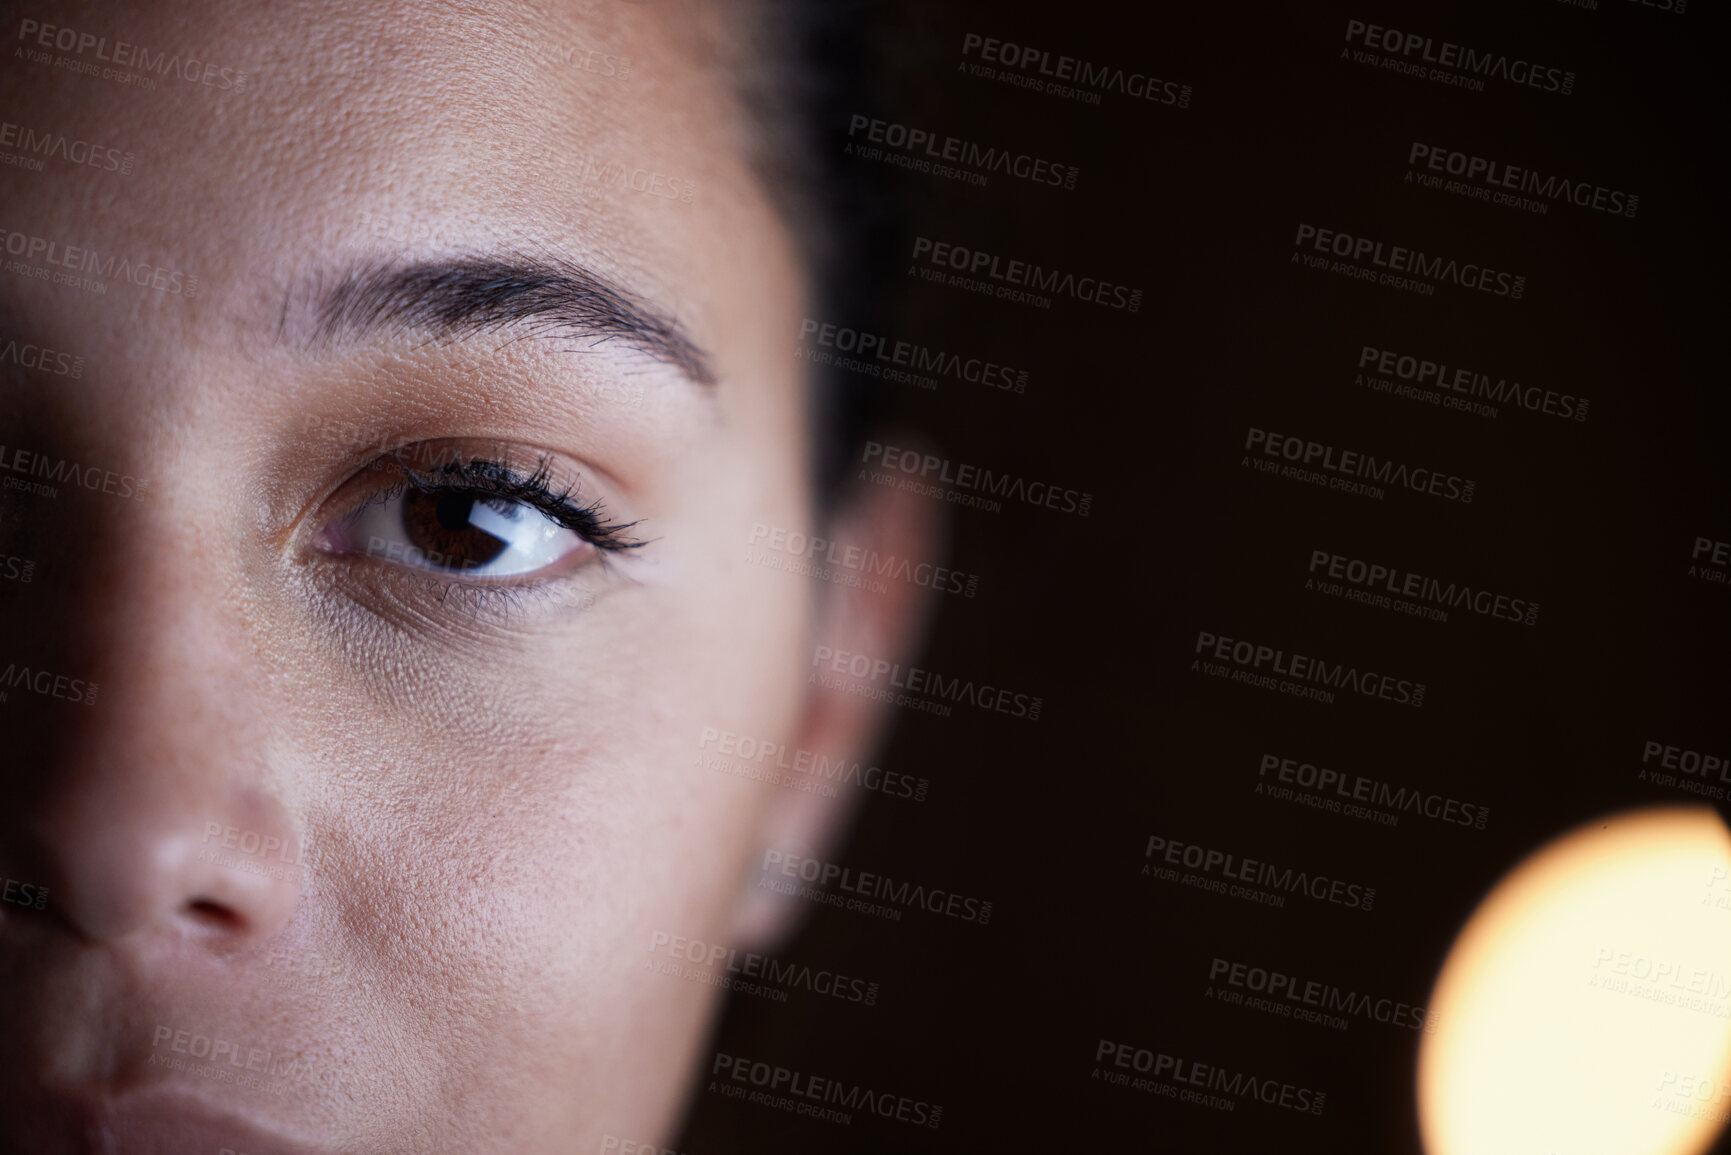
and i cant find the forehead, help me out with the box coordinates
[0,0,779,362]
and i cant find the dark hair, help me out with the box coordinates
[732,0,904,508]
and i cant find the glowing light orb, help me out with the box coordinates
[1420,806,1731,1155]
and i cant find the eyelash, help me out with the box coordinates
[352,447,647,557]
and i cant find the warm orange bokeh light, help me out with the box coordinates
[1420,806,1731,1155]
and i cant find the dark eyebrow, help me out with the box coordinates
[303,251,716,385]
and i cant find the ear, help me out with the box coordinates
[726,467,944,952]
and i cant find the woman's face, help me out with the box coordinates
[0,2,915,1151]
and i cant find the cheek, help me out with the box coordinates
[336,616,790,992]
[309,719,767,1138]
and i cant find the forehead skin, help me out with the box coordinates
[0,1,818,1152]
[7,0,794,388]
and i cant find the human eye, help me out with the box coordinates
[313,440,645,582]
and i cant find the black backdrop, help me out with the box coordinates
[677,1,1731,1151]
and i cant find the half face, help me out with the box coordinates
[0,2,896,1151]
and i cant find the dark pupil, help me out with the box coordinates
[435,493,474,531]
[400,490,510,570]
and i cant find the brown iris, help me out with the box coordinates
[399,490,510,571]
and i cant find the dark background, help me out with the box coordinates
[678,1,1731,1150]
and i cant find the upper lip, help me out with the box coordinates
[28,1084,334,1155]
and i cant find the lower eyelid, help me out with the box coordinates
[305,560,611,642]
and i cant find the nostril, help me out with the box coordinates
[184,898,241,929]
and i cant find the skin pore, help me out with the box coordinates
[0,2,931,1152]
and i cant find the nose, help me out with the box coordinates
[31,746,304,945]
[8,518,304,950]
